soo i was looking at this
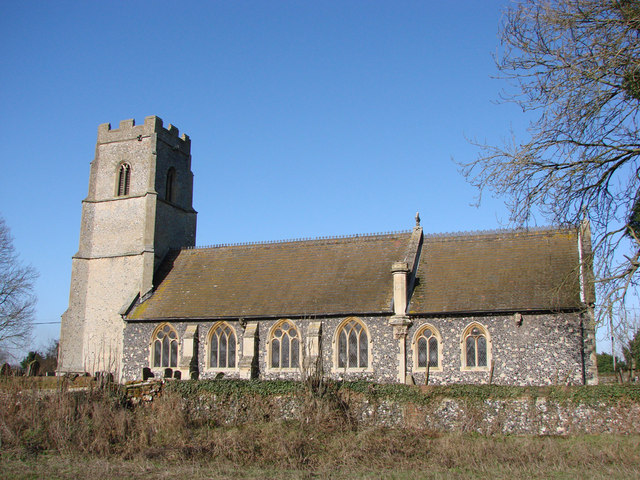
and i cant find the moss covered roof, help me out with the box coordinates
[128,226,589,321]
[409,228,586,314]
[129,231,413,320]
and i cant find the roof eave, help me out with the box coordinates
[408,304,588,317]
[125,310,395,323]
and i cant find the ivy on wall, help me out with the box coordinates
[165,379,640,406]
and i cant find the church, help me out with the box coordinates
[59,116,598,385]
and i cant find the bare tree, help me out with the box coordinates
[461,0,640,325]
[0,216,37,351]
[0,348,8,365]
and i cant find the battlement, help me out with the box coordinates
[97,116,190,153]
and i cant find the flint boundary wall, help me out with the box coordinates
[129,380,640,435]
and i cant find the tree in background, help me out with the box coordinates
[461,0,640,327]
[623,328,640,369]
[39,339,58,374]
[596,352,627,374]
[19,340,58,375]
[20,350,41,372]
[0,216,37,353]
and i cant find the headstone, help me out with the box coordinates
[95,371,114,388]
[27,360,40,377]
[142,367,154,381]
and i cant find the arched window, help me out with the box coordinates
[413,324,441,370]
[336,318,369,369]
[152,323,178,368]
[269,320,300,369]
[117,163,131,196]
[209,322,236,369]
[462,323,490,369]
[165,167,175,202]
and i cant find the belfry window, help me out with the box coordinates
[270,320,300,369]
[209,323,236,369]
[337,318,369,369]
[165,167,175,202]
[117,163,131,196]
[152,324,178,368]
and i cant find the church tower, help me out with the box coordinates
[59,116,197,376]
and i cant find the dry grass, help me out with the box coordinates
[1,380,639,479]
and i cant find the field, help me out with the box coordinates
[1,379,639,479]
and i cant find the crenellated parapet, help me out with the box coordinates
[97,115,190,155]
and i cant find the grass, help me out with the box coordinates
[1,378,639,479]
[0,374,95,391]
[2,433,639,479]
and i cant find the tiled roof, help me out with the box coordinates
[408,228,584,314]
[128,232,413,320]
[128,226,588,322]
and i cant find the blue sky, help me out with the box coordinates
[1,1,553,356]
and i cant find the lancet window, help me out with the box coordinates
[117,163,131,196]
[165,167,175,202]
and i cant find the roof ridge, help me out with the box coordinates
[185,229,412,250]
[422,225,574,240]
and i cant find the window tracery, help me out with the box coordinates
[414,324,441,370]
[269,320,300,369]
[209,322,236,369]
[462,323,490,369]
[337,318,369,369]
[152,323,178,368]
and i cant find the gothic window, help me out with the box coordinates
[165,167,175,202]
[209,323,236,369]
[337,318,369,369]
[269,320,300,369]
[152,323,178,368]
[462,323,490,369]
[117,163,131,196]
[414,324,441,370]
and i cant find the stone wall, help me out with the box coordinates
[406,312,594,386]
[399,396,640,435]
[127,380,640,436]
[122,310,594,386]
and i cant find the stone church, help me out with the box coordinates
[59,116,598,385]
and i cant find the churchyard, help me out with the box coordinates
[1,376,639,479]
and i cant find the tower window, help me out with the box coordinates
[117,163,131,196]
[166,167,176,202]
